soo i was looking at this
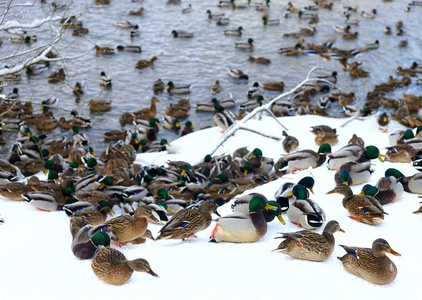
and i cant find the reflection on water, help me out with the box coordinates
[0,0,420,155]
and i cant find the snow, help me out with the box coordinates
[1,114,420,299]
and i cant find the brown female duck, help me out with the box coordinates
[338,238,400,285]
[132,97,159,120]
[92,246,158,285]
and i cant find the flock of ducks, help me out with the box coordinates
[1,0,422,287]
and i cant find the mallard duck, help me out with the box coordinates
[235,38,254,49]
[349,62,370,78]
[130,25,140,37]
[261,81,284,91]
[273,220,344,261]
[105,205,159,246]
[274,176,315,212]
[180,120,195,136]
[10,35,31,43]
[22,191,59,211]
[131,97,159,120]
[166,81,191,94]
[326,184,386,224]
[338,238,400,285]
[153,79,165,92]
[262,16,280,25]
[92,246,158,285]
[93,45,115,55]
[209,80,221,94]
[334,161,373,186]
[171,30,194,38]
[206,10,225,20]
[210,195,282,243]
[48,68,65,83]
[310,125,338,146]
[282,130,299,153]
[274,143,332,174]
[385,144,419,163]
[71,224,111,260]
[246,82,261,98]
[247,56,271,64]
[279,43,304,56]
[240,95,264,111]
[359,176,403,205]
[196,97,236,111]
[117,45,142,52]
[397,66,417,77]
[70,200,114,225]
[228,68,248,79]
[103,130,127,141]
[385,168,422,194]
[334,24,351,33]
[25,61,49,76]
[224,26,243,36]
[344,14,359,25]
[287,185,325,229]
[213,104,236,131]
[73,82,84,96]
[128,7,144,15]
[135,56,158,69]
[0,182,33,201]
[165,103,190,118]
[216,17,230,25]
[361,8,377,18]
[88,99,111,112]
[99,71,112,86]
[182,4,192,13]
[328,145,382,170]
[156,201,220,240]
[163,116,181,130]
[115,20,135,28]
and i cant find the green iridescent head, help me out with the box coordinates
[248,196,267,212]
[91,232,110,247]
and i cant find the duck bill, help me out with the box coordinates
[214,210,221,217]
[326,189,336,195]
[388,248,401,256]
[338,228,346,233]
[244,169,248,176]
[310,188,314,194]
[357,191,365,196]
[378,153,386,162]
[148,269,159,278]
[277,214,286,225]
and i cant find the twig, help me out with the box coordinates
[238,127,281,140]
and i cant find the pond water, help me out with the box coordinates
[0,0,421,156]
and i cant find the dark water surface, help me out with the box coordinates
[0,0,420,155]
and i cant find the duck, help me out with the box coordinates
[326,184,386,224]
[261,81,284,92]
[311,125,338,146]
[246,82,261,98]
[206,10,225,20]
[216,17,230,25]
[180,120,195,136]
[287,185,326,229]
[103,130,128,141]
[182,4,192,13]
[115,20,136,28]
[224,26,243,36]
[235,38,254,49]
[228,68,248,79]
[135,56,158,69]
[274,176,315,212]
[334,24,351,33]
[328,144,382,170]
[156,201,220,241]
[262,16,280,25]
[334,161,373,186]
[71,224,111,260]
[22,191,59,211]
[273,220,345,262]
[196,97,236,112]
[130,25,140,37]
[171,30,194,38]
[153,79,165,92]
[105,205,159,246]
[274,143,332,174]
[282,130,299,153]
[93,45,115,55]
[99,71,112,87]
[88,99,111,112]
[344,14,359,25]
[359,176,403,205]
[384,144,420,163]
[210,194,283,243]
[361,9,377,18]
[128,7,144,15]
[240,95,264,111]
[247,56,271,64]
[165,104,190,119]
[131,97,159,120]
[338,238,400,285]
[47,68,65,83]
[279,43,304,56]
[0,182,34,201]
[163,115,180,130]
[91,246,158,285]
[209,80,221,94]
[385,168,422,194]
[166,81,191,94]
[70,200,114,225]
[117,45,142,52]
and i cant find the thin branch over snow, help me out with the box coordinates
[209,66,341,155]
